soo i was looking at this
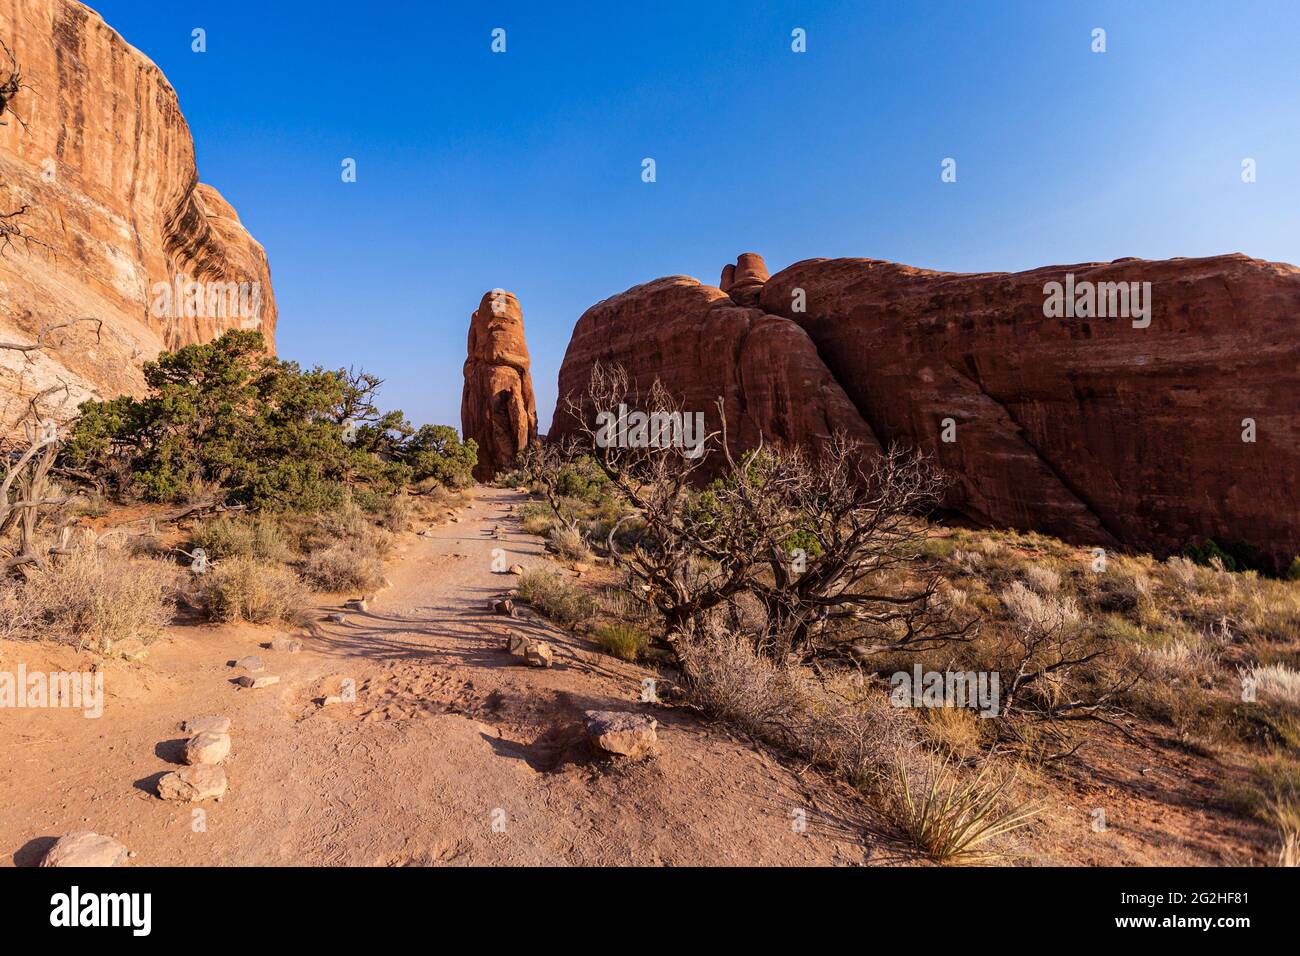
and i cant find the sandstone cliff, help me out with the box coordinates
[461,289,537,481]
[554,252,1300,568]
[0,0,276,431]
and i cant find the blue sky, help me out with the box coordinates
[93,0,1300,432]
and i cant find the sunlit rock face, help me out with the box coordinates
[555,252,1300,569]
[0,0,276,430]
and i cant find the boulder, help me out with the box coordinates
[584,711,658,757]
[505,634,530,657]
[461,290,538,481]
[39,831,129,867]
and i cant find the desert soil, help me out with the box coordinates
[0,488,873,866]
[0,487,1273,866]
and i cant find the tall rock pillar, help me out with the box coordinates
[461,289,538,482]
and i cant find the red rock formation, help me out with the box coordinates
[461,289,537,481]
[555,252,1300,568]
[552,260,879,471]
[0,0,276,430]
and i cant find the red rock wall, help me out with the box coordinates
[554,253,1300,567]
[0,0,276,429]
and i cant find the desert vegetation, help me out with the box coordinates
[0,329,477,647]
[510,363,1300,865]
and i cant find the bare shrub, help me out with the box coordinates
[195,556,308,625]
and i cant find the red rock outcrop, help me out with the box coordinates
[552,264,879,468]
[461,289,537,481]
[0,0,276,430]
[554,252,1300,568]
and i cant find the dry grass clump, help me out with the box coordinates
[194,556,309,625]
[516,568,595,627]
[0,543,178,652]
[1244,664,1300,709]
[547,524,591,562]
[303,538,388,592]
[592,621,649,661]
[191,515,292,563]
[373,493,414,533]
[518,502,554,536]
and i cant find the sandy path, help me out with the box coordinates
[0,487,872,866]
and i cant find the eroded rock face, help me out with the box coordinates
[0,0,277,431]
[554,252,1300,567]
[461,289,537,481]
[552,260,879,469]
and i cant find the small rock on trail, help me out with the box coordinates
[157,765,228,802]
[236,674,281,689]
[235,655,264,673]
[40,831,129,867]
[182,715,231,735]
[585,711,658,758]
[183,731,232,766]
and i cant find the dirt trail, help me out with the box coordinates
[0,487,873,866]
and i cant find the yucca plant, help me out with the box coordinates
[892,758,1040,864]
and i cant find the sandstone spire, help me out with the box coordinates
[461,289,538,481]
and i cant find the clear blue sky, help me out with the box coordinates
[93,0,1300,433]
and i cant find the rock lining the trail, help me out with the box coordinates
[157,765,228,802]
[40,831,129,867]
